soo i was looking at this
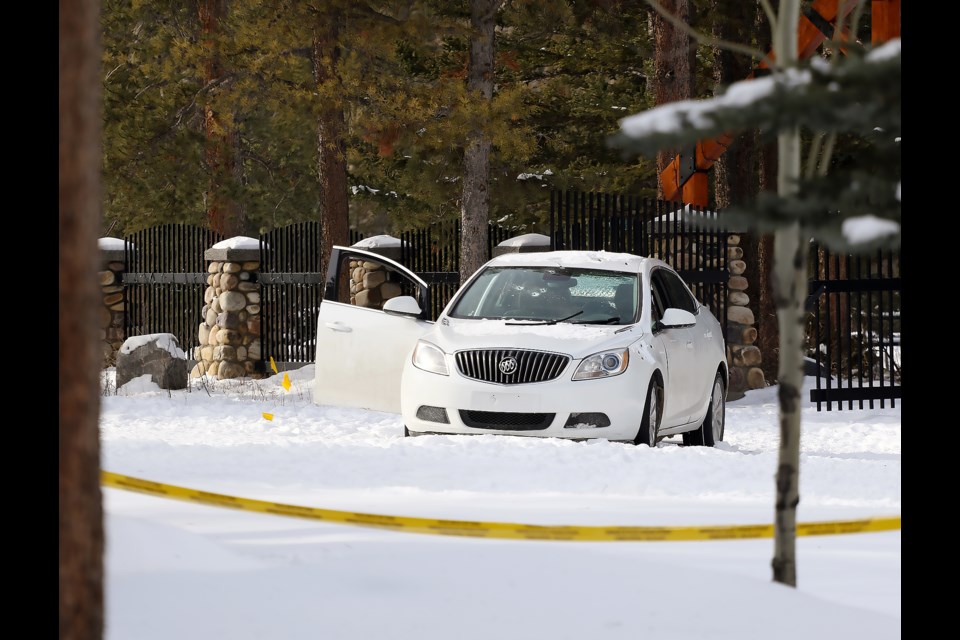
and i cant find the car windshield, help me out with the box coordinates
[448,266,640,325]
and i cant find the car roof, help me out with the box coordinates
[485,250,655,274]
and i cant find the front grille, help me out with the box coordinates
[460,410,555,431]
[455,349,570,385]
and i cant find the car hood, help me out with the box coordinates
[424,317,641,358]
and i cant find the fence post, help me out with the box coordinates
[191,237,265,379]
[725,233,765,398]
[99,238,130,367]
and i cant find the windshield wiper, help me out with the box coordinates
[576,316,621,325]
[505,310,584,326]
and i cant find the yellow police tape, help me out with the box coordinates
[102,471,901,542]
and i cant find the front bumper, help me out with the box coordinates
[400,357,653,441]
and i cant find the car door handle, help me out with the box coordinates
[324,322,352,333]
[686,341,694,350]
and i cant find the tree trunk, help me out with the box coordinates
[459,0,496,285]
[313,13,349,287]
[757,140,780,382]
[711,0,756,210]
[59,0,104,636]
[771,0,802,588]
[651,0,694,200]
[199,0,245,237]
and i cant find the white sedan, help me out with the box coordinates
[313,246,727,446]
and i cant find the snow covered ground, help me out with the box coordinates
[100,366,900,639]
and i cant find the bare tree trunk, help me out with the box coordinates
[313,13,349,286]
[459,0,496,284]
[758,140,780,382]
[59,0,104,636]
[651,0,694,200]
[711,0,756,210]
[199,0,245,237]
[771,0,803,588]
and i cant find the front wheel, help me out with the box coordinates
[634,379,662,447]
[683,372,725,447]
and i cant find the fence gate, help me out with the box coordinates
[123,224,223,358]
[258,222,325,368]
[549,191,729,325]
[808,245,901,411]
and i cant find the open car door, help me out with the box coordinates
[313,246,434,413]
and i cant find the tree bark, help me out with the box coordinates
[651,0,694,199]
[199,0,245,237]
[59,0,104,636]
[771,0,802,588]
[459,0,496,285]
[711,0,756,210]
[313,12,350,288]
[757,139,780,382]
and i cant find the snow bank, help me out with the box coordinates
[117,374,163,395]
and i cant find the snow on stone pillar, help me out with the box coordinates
[191,236,265,380]
[492,233,552,257]
[99,237,132,367]
[725,234,765,399]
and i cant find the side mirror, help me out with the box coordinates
[383,296,423,318]
[660,308,696,329]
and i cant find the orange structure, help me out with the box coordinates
[659,0,901,206]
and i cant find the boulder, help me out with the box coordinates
[217,361,246,379]
[219,291,247,312]
[727,305,755,325]
[116,333,187,390]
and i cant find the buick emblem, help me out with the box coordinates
[498,356,518,375]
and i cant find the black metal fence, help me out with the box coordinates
[123,224,223,358]
[259,221,325,367]
[808,245,901,411]
[116,195,731,371]
[397,220,512,320]
[550,191,729,325]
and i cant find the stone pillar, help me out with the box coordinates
[349,235,406,308]
[191,238,264,379]
[725,233,765,399]
[99,238,130,367]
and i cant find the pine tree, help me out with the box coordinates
[102,1,732,241]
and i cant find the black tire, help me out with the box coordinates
[634,378,662,447]
[683,372,725,447]
[403,426,412,437]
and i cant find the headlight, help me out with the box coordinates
[572,348,630,380]
[412,340,449,376]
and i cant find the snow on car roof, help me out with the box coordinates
[487,250,648,272]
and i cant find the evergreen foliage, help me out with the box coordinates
[101,0,660,236]
[611,39,901,252]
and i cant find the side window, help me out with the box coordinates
[659,270,698,314]
[335,253,420,310]
[649,271,669,324]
